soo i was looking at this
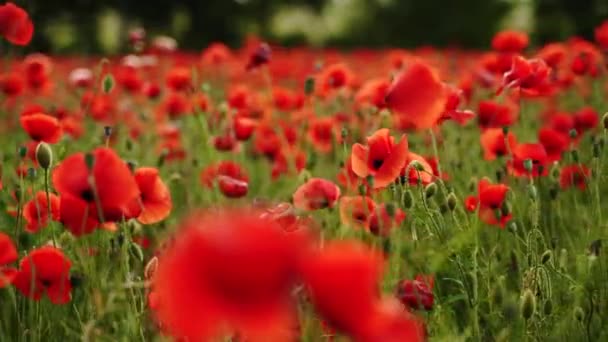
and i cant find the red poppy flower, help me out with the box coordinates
[217,175,249,198]
[20,113,63,143]
[351,129,408,189]
[213,133,238,152]
[246,42,271,71]
[52,148,140,235]
[201,42,233,65]
[151,209,310,341]
[438,86,475,126]
[401,152,434,186]
[339,196,377,229]
[508,143,549,178]
[385,60,448,130]
[595,21,608,50]
[480,128,517,161]
[293,178,341,211]
[355,78,390,109]
[317,63,353,95]
[0,72,24,96]
[233,116,257,141]
[271,148,307,180]
[537,43,567,68]
[23,191,60,233]
[491,30,529,53]
[548,112,574,135]
[301,241,383,338]
[397,274,434,310]
[499,56,551,97]
[538,127,569,162]
[560,164,591,191]
[272,87,299,112]
[131,167,172,224]
[13,246,72,304]
[0,232,18,288]
[308,117,337,153]
[573,107,598,134]
[477,100,518,129]
[200,160,249,188]
[464,195,478,212]
[166,66,192,92]
[368,204,406,237]
[160,92,192,119]
[477,178,511,226]
[0,2,33,46]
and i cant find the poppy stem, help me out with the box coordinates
[44,168,57,247]
[428,128,442,179]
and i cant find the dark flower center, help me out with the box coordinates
[80,188,95,202]
[372,159,384,170]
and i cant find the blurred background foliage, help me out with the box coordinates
[15,0,608,54]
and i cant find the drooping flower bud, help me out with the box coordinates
[102,74,114,93]
[424,182,437,198]
[446,192,458,211]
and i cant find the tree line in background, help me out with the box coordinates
[19,0,608,53]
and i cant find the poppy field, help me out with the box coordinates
[3,2,608,341]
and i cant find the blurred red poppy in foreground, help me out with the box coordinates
[0,232,18,288]
[150,209,312,341]
[385,60,448,130]
[560,164,590,191]
[0,2,33,46]
[13,246,72,304]
[351,128,408,189]
[302,241,424,341]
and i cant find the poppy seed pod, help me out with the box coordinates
[104,126,113,138]
[35,142,53,169]
[521,289,536,320]
[568,129,578,139]
[541,250,553,265]
[18,145,27,158]
[424,182,437,198]
[527,184,537,200]
[571,149,579,163]
[523,158,533,173]
[385,202,397,217]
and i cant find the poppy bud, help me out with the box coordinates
[549,185,559,200]
[104,126,113,138]
[593,143,601,158]
[502,126,509,135]
[523,159,533,173]
[543,299,553,316]
[84,153,95,171]
[468,177,478,192]
[558,248,568,270]
[550,163,560,180]
[541,250,553,265]
[341,126,348,139]
[409,160,425,171]
[569,129,578,139]
[125,139,133,151]
[385,202,397,217]
[574,307,584,322]
[501,201,511,217]
[491,281,504,306]
[304,76,315,95]
[602,112,608,130]
[18,145,27,158]
[424,182,437,198]
[402,189,414,209]
[527,184,537,200]
[365,175,374,188]
[127,161,137,172]
[157,150,167,168]
[507,221,518,234]
[496,169,504,182]
[27,167,36,180]
[521,289,536,320]
[102,74,114,93]
[358,184,367,196]
[571,149,579,163]
[70,273,84,288]
[35,142,53,169]
[446,192,457,211]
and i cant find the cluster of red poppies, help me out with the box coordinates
[2,0,608,340]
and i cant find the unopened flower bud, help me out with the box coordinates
[18,145,27,159]
[446,192,458,211]
[104,126,113,138]
[571,149,579,163]
[527,184,537,200]
[304,76,315,95]
[144,256,158,281]
[523,159,533,173]
[102,74,114,93]
[385,202,397,217]
[35,142,53,169]
[402,189,414,209]
[602,112,608,130]
[424,182,437,198]
[541,250,553,265]
[569,129,578,139]
[521,289,536,320]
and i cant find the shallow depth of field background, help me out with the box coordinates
[21,0,608,54]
